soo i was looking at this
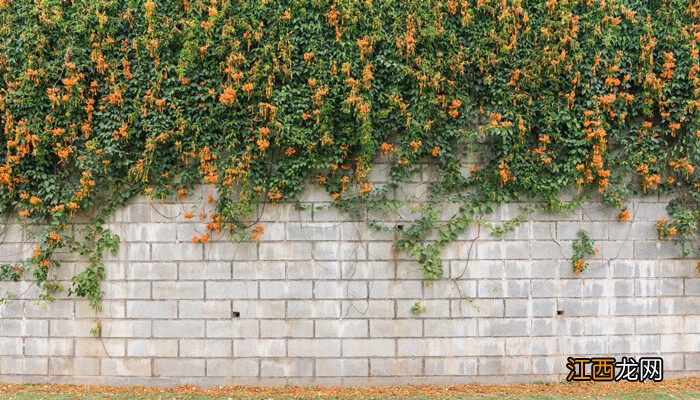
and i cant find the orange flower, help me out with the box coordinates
[48,231,61,243]
[56,145,73,161]
[380,143,395,155]
[200,235,210,244]
[359,182,372,194]
[219,86,237,106]
[19,210,30,218]
[618,209,630,223]
[409,141,422,153]
[268,189,282,201]
[183,211,194,219]
[432,147,440,157]
[257,138,270,152]
[249,225,264,240]
[643,174,661,192]
[605,77,620,87]
[113,121,129,140]
[598,93,616,105]
[29,196,41,205]
[669,122,681,137]
[661,52,675,79]
[489,113,502,127]
[656,218,668,239]
[498,160,511,185]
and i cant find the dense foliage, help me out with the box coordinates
[2,0,700,308]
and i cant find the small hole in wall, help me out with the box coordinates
[556,310,564,316]
[232,311,240,318]
[397,224,404,231]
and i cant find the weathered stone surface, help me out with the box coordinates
[0,194,696,385]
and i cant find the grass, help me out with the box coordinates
[0,377,698,400]
[7,395,696,400]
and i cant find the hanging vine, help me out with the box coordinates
[1,0,700,310]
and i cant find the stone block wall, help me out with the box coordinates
[0,181,698,385]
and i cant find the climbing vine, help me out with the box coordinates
[571,229,598,276]
[1,0,700,310]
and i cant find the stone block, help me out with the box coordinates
[260,358,313,377]
[316,358,368,377]
[259,320,312,338]
[260,281,312,299]
[153,359,205,377]
[370,319,423,337]
[179,262,231,280]
[207,358,259,377]
[342,339,395,357]
[152,282,204,299]
[287,339,341,357]
[180,339,232,357]
[101,358,151,376]
[207,320,259,338]
[126,301,177,319]
[370,358,422,376]
[234,339,286,358]
[153,320,205,338]
[206,281,257,299]
[425,358,477,376]
[127,339,178,357]
[315,320,368,338]
[178,300,231,319]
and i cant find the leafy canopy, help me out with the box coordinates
[1,0,700,306]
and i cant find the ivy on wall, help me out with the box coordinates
[1,0,699,310]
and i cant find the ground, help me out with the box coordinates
[0,377,698,399]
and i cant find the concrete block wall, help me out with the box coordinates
[0,179,698,386]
